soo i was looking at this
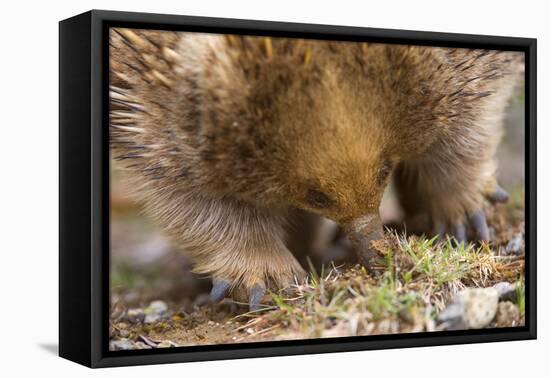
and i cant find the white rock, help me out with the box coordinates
[438,288,499,329]
[461,288,499,328]
[109,339,135,351]
[148,300,168,314]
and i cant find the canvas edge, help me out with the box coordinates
[57,9,537,369]
[59,10,93,367]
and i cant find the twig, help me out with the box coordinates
[139,334,158,348]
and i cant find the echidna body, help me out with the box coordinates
[110,28,522,308]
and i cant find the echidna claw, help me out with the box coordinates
[469,210,490,242]
[248,285,266,312]
[487,186,509,204]
[433,222,447,241]
[209,278,231,303]
[452,223,467,245]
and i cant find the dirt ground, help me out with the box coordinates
[109,198,525,349]
[109,87,526,350]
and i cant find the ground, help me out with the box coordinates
[109,193,525,349]
[109,88,525,350]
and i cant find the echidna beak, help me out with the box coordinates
[344,214,384,272]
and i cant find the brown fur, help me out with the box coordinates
[109,28,522,297]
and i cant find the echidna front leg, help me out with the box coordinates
[156,194,306,311]
[206,234,306,311]
[393,133,507,244]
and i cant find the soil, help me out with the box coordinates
[109,89,526,350]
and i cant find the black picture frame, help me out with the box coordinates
[59,9,537,368]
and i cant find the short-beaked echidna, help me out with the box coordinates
[110,28,522,309]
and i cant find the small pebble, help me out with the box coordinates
[148,300,168,314]
[505,233,524,255]
[126,308,145,323]
[496,301,520,326]
[144,300,169,323]
[134,341,153,350]
[109,339,135,351]
[156,341,173,348]
[493,282,519,302]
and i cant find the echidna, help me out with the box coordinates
[109,28,522,309]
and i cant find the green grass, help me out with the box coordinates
[403,236,469,286]
[255,231,524,339]
[364,272,421,321]
[516,276,525,316]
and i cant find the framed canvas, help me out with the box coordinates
[59,10,536,368]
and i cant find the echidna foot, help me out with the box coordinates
[209,279,267,312]
[207,254,305,312]
[434,186,509,245]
